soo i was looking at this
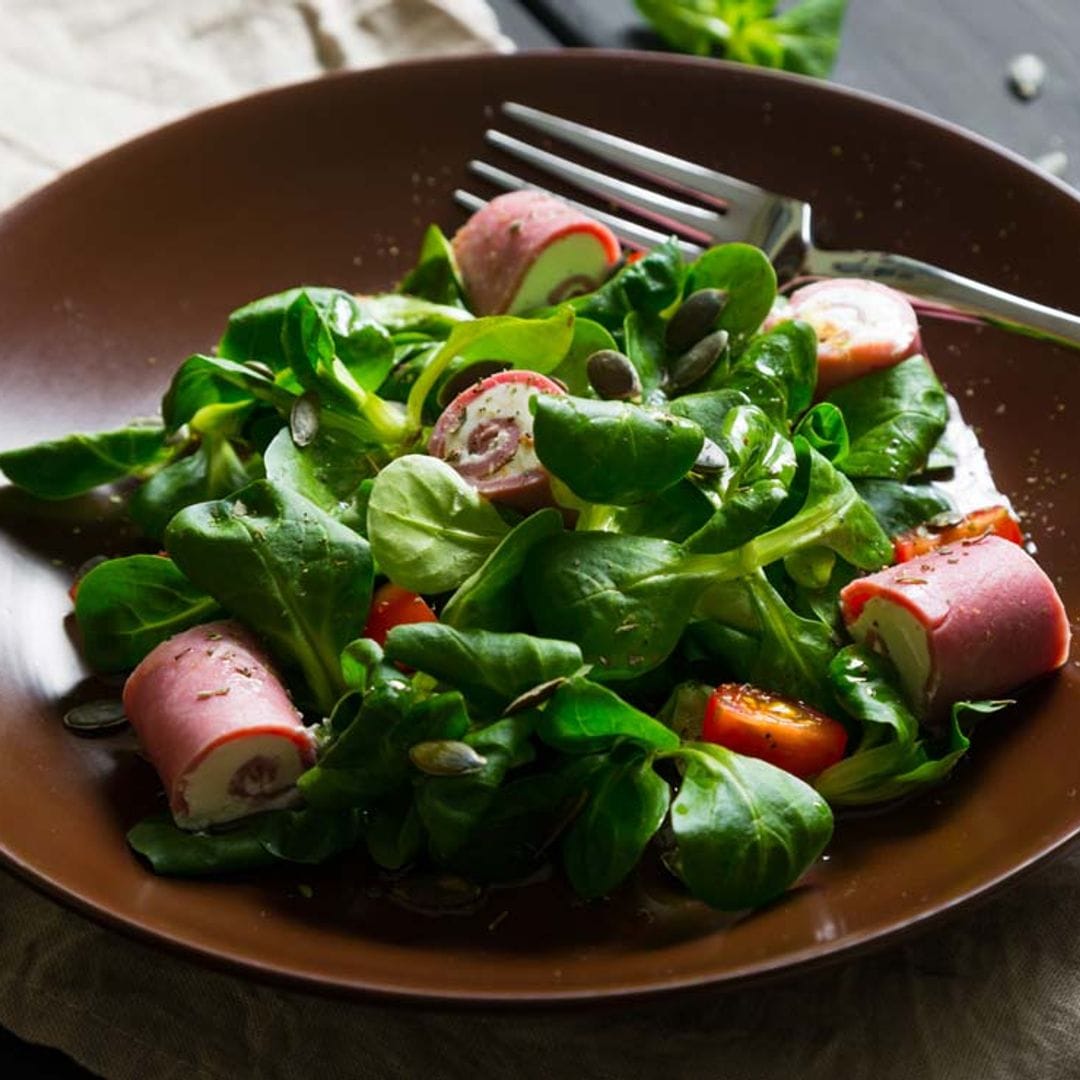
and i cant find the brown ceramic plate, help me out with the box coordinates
[0,52,1078,1004]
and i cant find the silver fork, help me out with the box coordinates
[455,102,1080,350]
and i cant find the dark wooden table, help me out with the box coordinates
[3,1,1076,1076]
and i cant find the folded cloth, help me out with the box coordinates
[0,0,510,208]
[4,851,1080,1080]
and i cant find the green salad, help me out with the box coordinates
[0,217,1025,913]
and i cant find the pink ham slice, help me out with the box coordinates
[429,368,565,511]
[787,279,922,393]
[123,620,316,830]
[451,190,620,316]
[841,535,1071,720]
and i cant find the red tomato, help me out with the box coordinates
[364,583,437,647]
[893,505,1023,563]
[702,684,848,779]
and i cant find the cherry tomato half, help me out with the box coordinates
[363,583,437,647]
[702,684,848,779]
[893,505,1022,563]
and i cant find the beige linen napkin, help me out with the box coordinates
[0,0,509,207]
[4,850,1080,1080]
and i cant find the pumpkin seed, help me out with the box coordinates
[289,391,320,447]
[63,700,128,734]
[389,873,484,914]
[664,288,728,353]
[502,676,569,716]
[244,360,276,381]
[927,510,965,531]
[409,740,488,776]
[693,437,729,474]
[586,349,641,401]
[669,329,729,391]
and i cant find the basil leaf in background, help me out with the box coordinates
[130,436,260,540]
[794,402,849,464]
[263,426,375,533]
[74,555,223,673]
[127,807,364,877]
[384,624,583,711]
[568,240,685,331]
[825,356,948,480]
[416,714,536,863]
[538,675,680,754]
[220,286,395,391]
[441,508,563,631]
[366,454,511,594]
[165,480,374,714]
[723,320,817,422]
[533,396,704,506]
[686,243,777,339]
[850,477,954,537]
[562,745,671,900]
[0,423,168,500]
[404,308,576,431]
[669,742,834,910]
[397,224,467,308]
[634,0,848,79]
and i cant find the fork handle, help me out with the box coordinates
[804,248,1080,350]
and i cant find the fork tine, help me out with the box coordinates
[485,129,737,246]
[502,102,769,208]
[459,160,703,257]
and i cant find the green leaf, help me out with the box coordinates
[533,396,704,505]
[220,286,394,391]
[164,480,374,713]
[0,423,168,500]
[825,356,948,480]
[416,714,536,863]
[397,224,468,308]
[794,402,849,464]
[850,477,954,537]
[550,317,620,397]
[365,790,424,870]
[74,555,223,673]
[127,807,364,877]
[538,675,680,754]
[441,508,564,631]
[670,742,833,910]
[263,426,375,532]
[383,624,583,711]
[366,454,511,594]
[567,240,686,331]
[686,243,777,339]
[563,745,671,900]
[405,308,576,431]
[130,437,259,540]
[724,320,818,422]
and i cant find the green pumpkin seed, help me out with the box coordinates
[502,676,569,716]
[586,349,642,401]
[664,288,728,353]
[409,740,488,776]
[289,392,320,447]
[669,329,730,392]
[63,700,128,734]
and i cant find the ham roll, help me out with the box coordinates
[452,190,620,316]
[429,368,564,510]
[841,535,1071,719]
[123,620,316,830]
[787,279,922,393]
